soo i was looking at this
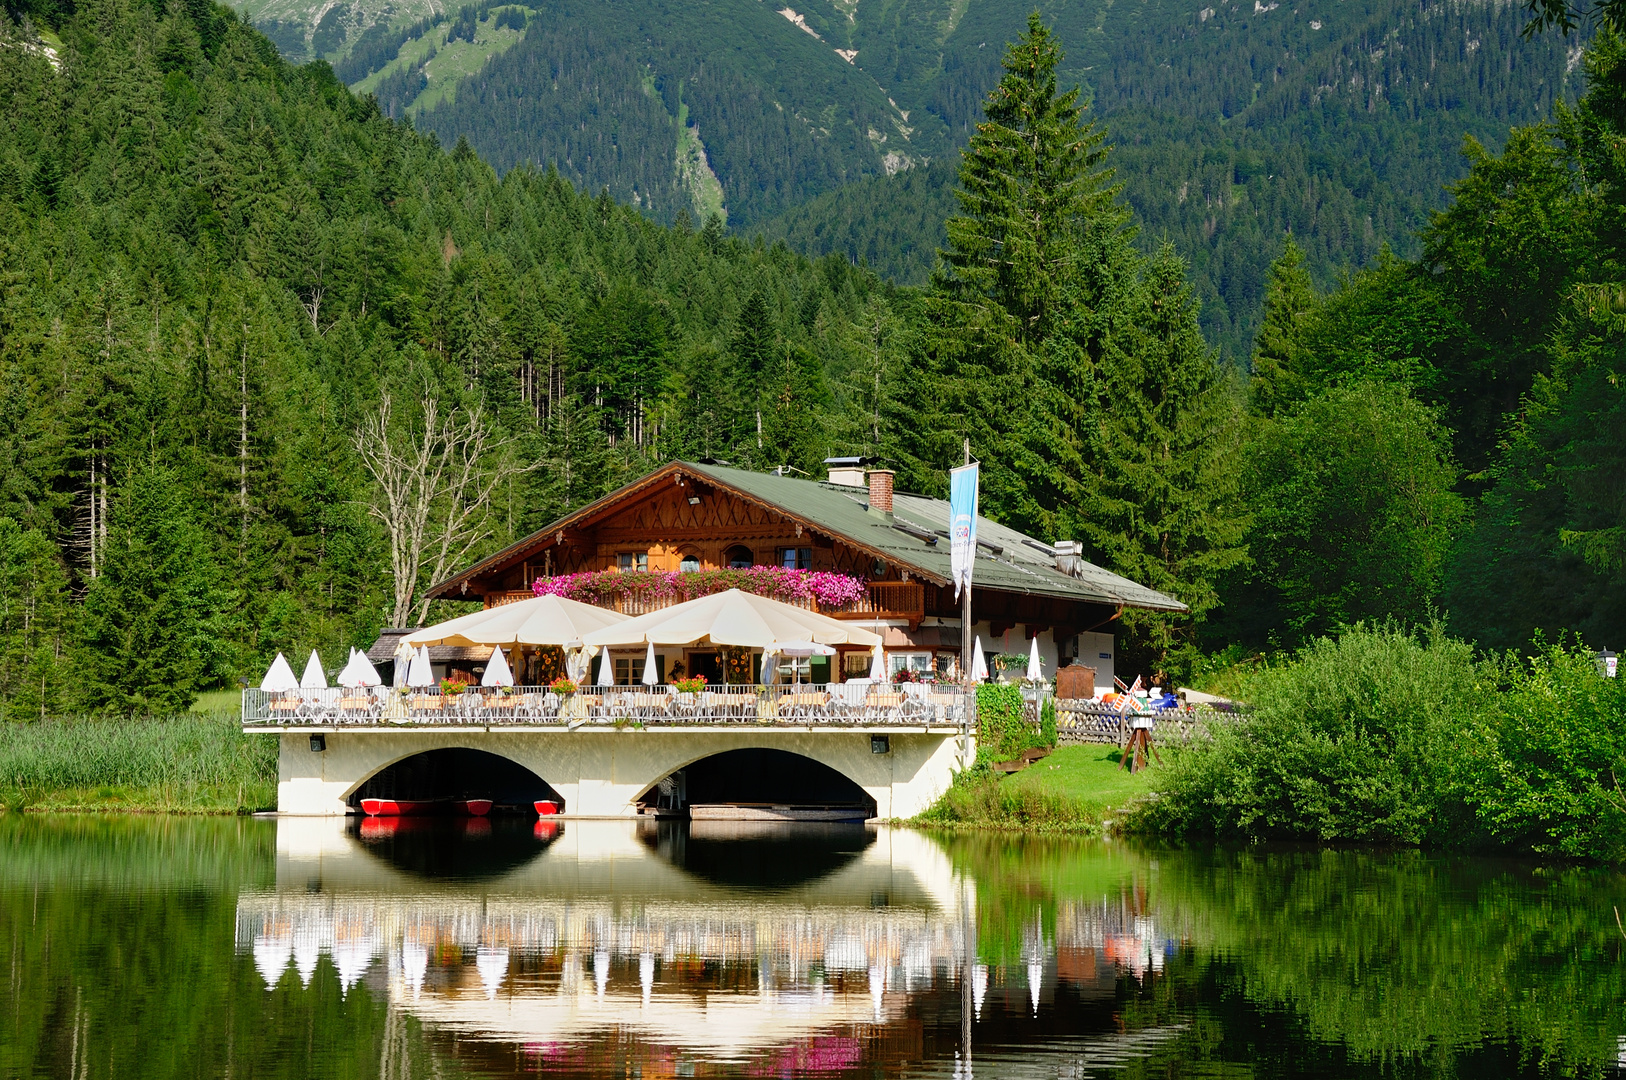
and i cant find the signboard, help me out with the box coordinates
[949,462,979,600]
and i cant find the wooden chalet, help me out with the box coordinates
[425,460,1186,692]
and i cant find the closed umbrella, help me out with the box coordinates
[407,645,435,688]
[761,646,779,685]
[392,638,414,689]
[868,647,886,682]
[1026,635,1043,681]
[597,647,615,685]
[482,645,514,688]
[300,650,327,689]
[345,652,382,688]
[970,636,988,681]
[641,641,659,686]
[260,653,298,693]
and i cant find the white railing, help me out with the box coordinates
[242,683,967,729]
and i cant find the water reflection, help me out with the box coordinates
[240,818,1199,1078]
[6,815,1626,1079]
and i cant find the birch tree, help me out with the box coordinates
[355,392,527,626]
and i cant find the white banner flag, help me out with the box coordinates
[949,462,979,600]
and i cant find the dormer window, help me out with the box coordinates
[618,551,648,572]
[725,545,753,569]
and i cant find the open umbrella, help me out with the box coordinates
[583,589,881,650]
[407,645,435,688]
[1026,635,1043,681]
[404,594,629,648]
[482,645,514,688]
[772,640,835,685]
[641,641,659,686]
[260,653,298,693]
[970,636,988,681]
[299,650,327,689]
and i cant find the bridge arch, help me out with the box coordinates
[346,746,567,814]
[635,747,877,818]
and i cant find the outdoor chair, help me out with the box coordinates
[410,694,443,721]
[268,695,301,722]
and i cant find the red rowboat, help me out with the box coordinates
[534,800,560,816]
[360,797,495,817]
[361,798,438,816]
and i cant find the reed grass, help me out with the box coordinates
[0,713,277,813]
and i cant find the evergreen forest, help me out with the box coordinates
[0,0,1621,721]
[227,0,1579,357]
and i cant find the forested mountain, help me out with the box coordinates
[755,0,1583,354]
[232,0,1576,354]
[0,0,911,716]
[0,0,1618,720]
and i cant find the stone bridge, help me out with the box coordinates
[267,727,969,818]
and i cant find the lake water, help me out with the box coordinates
[1,814,1623,1079]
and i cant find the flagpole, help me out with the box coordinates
[960,437,973,769]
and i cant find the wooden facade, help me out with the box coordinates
[428,463,1137,679]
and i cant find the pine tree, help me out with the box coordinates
[1076,246,1249,659]
[1249,237,1320,418]
[0,519,74,721]
[933,11,1123,346]
[77,466,222,713]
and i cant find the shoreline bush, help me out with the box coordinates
[1132,623,1626,859]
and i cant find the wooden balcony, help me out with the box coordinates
[483,582,926,624]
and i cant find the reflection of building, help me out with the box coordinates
[241,819,1191,1078]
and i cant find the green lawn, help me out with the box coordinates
[915,743,1163,832]
[1004,744,1160,812]
[188,689,241,717]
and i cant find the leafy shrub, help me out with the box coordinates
[1135,622,1491,844]
[1040,697,1057,747]
[975,684,1045,766]
[1473,644,1626,860]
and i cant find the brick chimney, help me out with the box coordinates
[868,469,895,514]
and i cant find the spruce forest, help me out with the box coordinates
[0,0,1621,719]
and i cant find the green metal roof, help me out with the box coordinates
[428,460,1186,613]
[683,463,1187,613]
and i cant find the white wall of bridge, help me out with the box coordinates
[273,728,968,820]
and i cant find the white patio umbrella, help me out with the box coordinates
[868,646,886,681]
[1026,635,1043,681]
[344,652,382,688]
[641,641,659,686]
[596,647,615,685]
[407,645,436,688]
[404,594,630,648]
[260,652,298,693]
[970,636,988,681]
[299,650,327,689]
[482,645,514,687]
[392,638,415,689]
[581,589,881,650]
[771,640,835,685]
[761,645,779,685]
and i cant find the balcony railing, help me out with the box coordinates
[242,683,966,729]
[484,581,927,622]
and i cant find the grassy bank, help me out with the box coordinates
[0,713,276,813]
[915,745,1160,833]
